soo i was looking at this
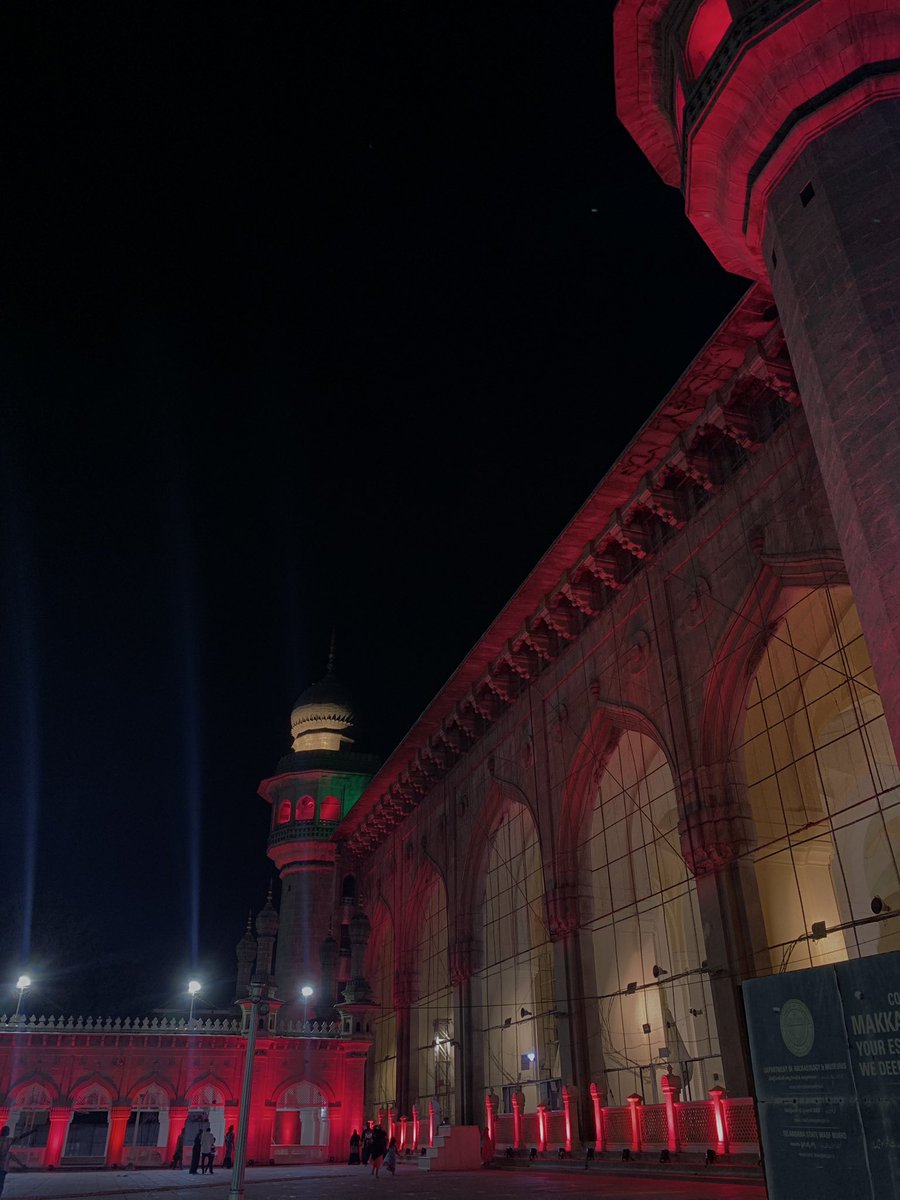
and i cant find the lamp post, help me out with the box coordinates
[188,980,201,1026]
[229,979,264,1200]
[527,1049,539,1102]
[14,975,31,1021]
[301,985,313,1028]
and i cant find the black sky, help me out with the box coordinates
[1,2,746,1016]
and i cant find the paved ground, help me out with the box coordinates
[1,1163,767,1200]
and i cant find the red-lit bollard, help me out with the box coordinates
[708,1086,728,1155]
[626,1093,643,1154]
[561,1085,574,1153]
[590,1083,605,1153]
[661,1071,681,1154]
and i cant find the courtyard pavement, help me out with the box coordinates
[0,1162,767,1200]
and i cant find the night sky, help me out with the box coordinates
[1,2,746,1017]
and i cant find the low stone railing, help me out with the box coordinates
[0,1014,342,1037]
[488,1085,760,1158]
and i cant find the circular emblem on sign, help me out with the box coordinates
[780,998,815,1057]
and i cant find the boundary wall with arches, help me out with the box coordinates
[0,1026,368,1169]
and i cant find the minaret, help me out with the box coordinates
[234,911,257,1000]
[259,651,379,1014]
[614,0,900,760]
[254,887,279,984]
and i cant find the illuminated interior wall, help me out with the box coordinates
[587,732,720,1104]
[273,1082,329,1148]
[9,1084,51,1148]
[476,801,557,1109]
[741,586,900,971]
[368,920,396,1109]
[411,879,453,1114]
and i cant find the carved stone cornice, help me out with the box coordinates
[343,287,797,859]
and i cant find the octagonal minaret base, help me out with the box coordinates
[763,98,900,755]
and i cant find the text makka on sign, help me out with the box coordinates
[743,949,900,1200]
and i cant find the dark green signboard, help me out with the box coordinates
[743,950,900,1199]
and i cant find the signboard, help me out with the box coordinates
[743,950,900,1200]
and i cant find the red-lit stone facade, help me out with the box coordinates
[0,1015,369,1168]
[3,0,899,1170]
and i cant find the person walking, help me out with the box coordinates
[348,1128,361,1164]
[370,1123,388,1178]
[188,1129,202,1174]
[361,1122,374,1165]
[0,1126,11,1198]
[384,1136,398,1176]
[171,1128,184,1169]
[200,1126,216,1174]
[223,1125,235,1169]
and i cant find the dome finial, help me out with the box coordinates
[327,628,336,675]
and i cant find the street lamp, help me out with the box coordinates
[188,980,202,1025]
[301,985,313,1027]
[14,975,31,1020]
[229,979,264,1200]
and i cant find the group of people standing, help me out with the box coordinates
[348,1123,397,1177]
[170,1123,235,1173]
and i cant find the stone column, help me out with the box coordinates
[680,761,768,1097]
[561,1085,574,1152]
[589,1083,605,1152]
[661,1072,681,1154]
[547,878,602,1142]
[45,1107,71,1167]
[536,1104,548,1152]
[626,1094,642,1154]
[450,938,478,1127]
[165,1106,188,1167]
[511,1088,525,1149]
[484,1088,497,1144]
[763,99,900,761]
[393,968,417,1123]
[105,1105,131,1167]
[223,1104,239,1162]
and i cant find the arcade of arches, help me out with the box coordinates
[5,304,900,1163]
[350,567,900,1137]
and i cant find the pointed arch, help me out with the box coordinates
[125,1073,177,1105]
[699,556,849,771]
[186,1073,230,1107]
[457,778,541,931]
[68,1072,117,1106]
[397,859,447,960]
[559,700,677,877]
[364,893,394,979]
[7,1073,60,1106]
[269,1074,336,1107]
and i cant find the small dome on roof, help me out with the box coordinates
[291,672,352,713]
[289,671,355,753]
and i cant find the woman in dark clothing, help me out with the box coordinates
[370,1124,388,1178]
[188,1130,202,1175]
[361,1123,374,1165]
[348,1128,361,1164]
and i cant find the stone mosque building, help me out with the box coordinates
[2,0,900,1172]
